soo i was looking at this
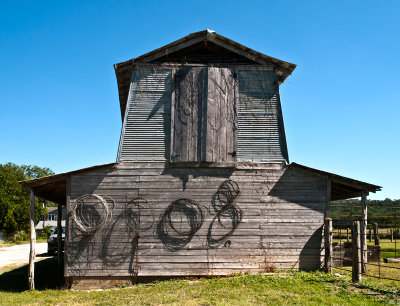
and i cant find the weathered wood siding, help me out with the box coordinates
[206,67,237,162]
[118,64,288,164]
[66,162,326,277]
[171,65,237,162]
[172,66,206,162]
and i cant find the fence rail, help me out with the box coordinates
[328,209,400,283]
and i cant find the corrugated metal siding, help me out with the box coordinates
[237,69,288,162]
[118,69,172,161]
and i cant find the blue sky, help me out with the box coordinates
[0,1,399,200]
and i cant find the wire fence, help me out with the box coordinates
[330,202,400,282]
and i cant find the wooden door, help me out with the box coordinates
[171,66,207,162]
[171,66,237,163]
[206,67,237,162]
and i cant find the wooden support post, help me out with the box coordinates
[57,203,63,274]
[361,192,368,274]
[28,189,36,290]
[369,229,372,242]
[324,218,333,273]
[390,228,393,242]
[346,228,350,243]
[64,175,70,280]
[325,177,331,218]
[373,223,380,246]
[352,221,362,283]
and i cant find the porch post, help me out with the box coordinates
[57,202,63,273]
[361,191,368,274]
[324,218,333,273]
[28,189,36,289]
[325,176,331,218]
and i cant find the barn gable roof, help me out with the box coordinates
[114,29,297,121]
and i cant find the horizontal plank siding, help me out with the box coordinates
[67,162,326,278]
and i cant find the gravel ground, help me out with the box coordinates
[0,243,50,267]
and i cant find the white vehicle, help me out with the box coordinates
[47,227,65,255]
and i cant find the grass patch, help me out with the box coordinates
[367,239,400,259]
[332,238,399,260]
[0,261,399,305]
[334,263,400,289]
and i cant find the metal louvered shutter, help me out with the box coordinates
[237,68,288,162]
[118,69,172,161]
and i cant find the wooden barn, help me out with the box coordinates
[21,30,381,289]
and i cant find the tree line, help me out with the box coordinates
[0,162,55,241]
[331,198,400,228]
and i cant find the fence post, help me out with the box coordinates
[324,218,333,273]
[346,228,349,243]
[361,192,367,274]
[390,228,393,242]
[352,221,362,283]
[373,223,380,246]
[369,229,372,242]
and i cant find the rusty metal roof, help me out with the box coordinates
[114,29,297,121]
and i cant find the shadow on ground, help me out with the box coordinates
[0,258,63,292]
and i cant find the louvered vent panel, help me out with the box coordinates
[237,69,288,162]
[118,69,172,161]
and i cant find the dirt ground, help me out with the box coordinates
[0,243,49,267]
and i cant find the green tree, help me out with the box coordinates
[0,163,55,240]
[331,198,400,228]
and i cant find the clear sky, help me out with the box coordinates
[0,1,399,200]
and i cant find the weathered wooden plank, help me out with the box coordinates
[68,257,323,275]
[206,67,237,162]
[216,68,225,162]
[67,162,327,278]
[206,67,216,162]
[70,183,327,196]
[70,253,324,268]
[28,190,36,289]
[67,255,323,266]
[73,173,290,182]
[172,66,207,162]
[69,259,323,271]
[66,247,321,257]
[68,263,322,277]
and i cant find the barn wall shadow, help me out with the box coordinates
[298,226,324,270]
[161,167,234,190]
[268,165,326,271]
[268,165,327,214]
